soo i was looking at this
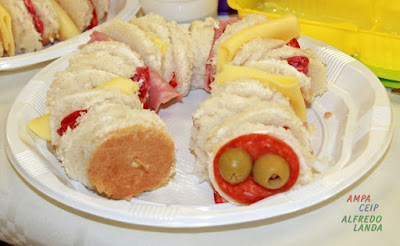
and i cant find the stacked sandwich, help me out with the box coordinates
[189,14,327,204]
[28,13,328,204]
[0,0,110,56]
[29,40,178,200]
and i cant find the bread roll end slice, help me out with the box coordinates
[88,124,175,200]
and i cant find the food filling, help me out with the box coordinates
[213,133,300,204]
[23,0,44,34]
[87,0,98,30]
[132,66,151,109]
[57,109,87,136]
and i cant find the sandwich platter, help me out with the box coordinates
[5,35,393,227]
[0,0,140,71]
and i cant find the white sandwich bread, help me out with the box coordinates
[57,103,175,199]
[48,89,142,148]
[66,41,145,78]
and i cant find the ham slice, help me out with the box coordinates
[148,69,182,112]
[88,31,112,43]
[86,31,182,112]
[204,17,242,92]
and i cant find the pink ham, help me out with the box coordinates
[88,30,112,44]
[148,69,182,112]
[204,17,242,92]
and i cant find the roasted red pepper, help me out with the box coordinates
[24,0,44,34]
[286,38,300,48]
[57,110,87,136]
[87,0,98,30]
[286,56,309,75]
[132,67,151,109]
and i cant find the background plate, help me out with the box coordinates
[0,0,140,71]
[5,35,393,228]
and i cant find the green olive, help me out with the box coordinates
[252,154,290,189]
[218,148,253,184]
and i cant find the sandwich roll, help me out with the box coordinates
[130,13,175,84]
[46,69,120,108]
[189,17,217,89]
[66,41,145,78]
[99,18,163,75]
[0,0,43,53]
[191,79,290,182]
[49,89,142,148]
[167,20,193,96]
[30,0,60,44]
[208,123,313,205]
[55,0,94,32]
[58,103,175,199]
[0,2,15,56]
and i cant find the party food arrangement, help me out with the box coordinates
[0,0,110,57]
[27,12,329,205]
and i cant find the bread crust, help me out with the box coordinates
[88,125,175,200]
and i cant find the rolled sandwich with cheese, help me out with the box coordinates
[55,0,109,32]
[98,15,194,97]
[191,78,315,204]
[45,89,175,199]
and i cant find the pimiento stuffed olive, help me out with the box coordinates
[218,148,253,184]
[252,154,290,189]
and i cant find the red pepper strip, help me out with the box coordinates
[24,0,44,34]
[286,56,309,76]
[57,110,87,136]
[213,189,228,204]
[213,134,300,205]
[169,73,178,88]
[87,0,98,30]
[286,38,300,48]
[132,67,151,109]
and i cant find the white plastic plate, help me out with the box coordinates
[5,35,393,228]
[0,0,140,71]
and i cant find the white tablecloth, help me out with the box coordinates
[1,61,399,246]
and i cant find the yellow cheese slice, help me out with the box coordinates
[144,31,168,59]
[216,14,300,73]
[215,65,307,122]
[0,3,15,56]
[94,77,139,95]
[48,0,80,41]
[27,114,51,141]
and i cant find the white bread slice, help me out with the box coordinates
[55,0,93,32]
[49,90,142,148]
[129,13,175,84]
[258,44,328,100]
[66,46,144,78]
[99,18,163,75]
[92,0,109,21]
[58,103,175,199]
[78,41,144,68]
[167,20,193,96]
[207,123,313,205]
[46,69,119,109]
[31,0,60,44]
[189,17,217,89]
[0,0,43,53]
[210,14,269,67]
[230,38,286,66]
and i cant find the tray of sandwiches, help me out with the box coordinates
[5,13,393,227]
[0,0,140,71]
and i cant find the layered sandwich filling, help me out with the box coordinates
[23,0,44,34]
